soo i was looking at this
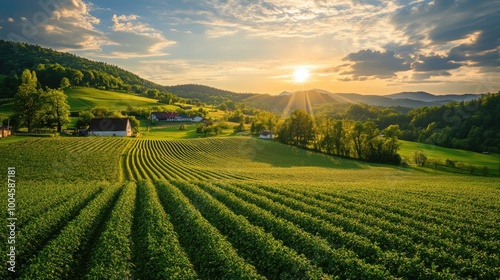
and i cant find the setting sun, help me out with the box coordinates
[293,66,310,83]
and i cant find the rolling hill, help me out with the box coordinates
[65,88,163,112]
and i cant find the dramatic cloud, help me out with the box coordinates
[109,14,175,57]
[338,49,411,80]
[412,54,460,72]
[0,0,107,50]
[391,0,500,72]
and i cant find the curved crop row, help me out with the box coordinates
[13,185,101,268]
[220,182,456,279]
[260,182,500,278]
[132,180,198,279]
[171,180,331,280]
[154,180,265,279]
[86,182,137,280]
[20,183,122,279]
[196,181,390,279]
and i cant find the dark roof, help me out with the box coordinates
[260,130,272,136]
[152,112,177,120]
[88,118,130,132]
[0,125,10,130]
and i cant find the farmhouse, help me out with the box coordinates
[259,130,275,139]
[151,112,204,122]
[0,125,11,138]
[88,118,132,136]
[175,114,193,121]
[151,112,178,121]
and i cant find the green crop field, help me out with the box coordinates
[1,137,499,279]
[139,121,239,140]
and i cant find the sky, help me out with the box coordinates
[0,0,499,95]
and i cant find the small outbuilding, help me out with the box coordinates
[259,130,275,139]
[0,125,11,138]
[88,118,132,136]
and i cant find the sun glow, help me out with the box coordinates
[293,66,310,83]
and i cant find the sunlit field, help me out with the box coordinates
[1,137,499,279]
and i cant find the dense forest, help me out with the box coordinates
[317,93,500,153]
[0,40,166,98]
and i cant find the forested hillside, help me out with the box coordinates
[0,40,163,97]
[318,93,500,153]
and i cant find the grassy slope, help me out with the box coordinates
[400,139,500,172]
[66,88,168,111]
[0,87,178,114]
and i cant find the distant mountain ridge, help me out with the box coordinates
[384,91,480,102]
[292,89,480,106]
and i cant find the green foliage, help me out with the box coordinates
[155,181,265,279]
[59,77,71,89]
[13,70,43,132]
[86,182,136,279]
[128,115,140,133]
[21,183,121,279]
[133,181,198,279]
[12,70,71,132]
[413,150,427,166]
[0,40,159,91]
[279,109,315,147]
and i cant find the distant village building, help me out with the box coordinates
[88,118,132,136]
[151,112,178,121]
[192,116,204,122]
[151,112,204,122]
[0,125,11,138]
[259,130,275,139]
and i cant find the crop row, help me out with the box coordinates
[286,183,500,261]
[0,138,131,181]
[155,180,265,279]
[225,182,499,279]
[132,180,198,279]
[194,181,389,279]
[303,183,499,241]
[171,180,331,279]
[125,140,251,182]
[20,182,122,279]
[86,182,136,279]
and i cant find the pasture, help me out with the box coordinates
[400,140,500,174]
[0,137,499,279]
[65,88,171,112]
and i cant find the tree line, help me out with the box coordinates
[278,110,402,164]
[11,70,70,133]
[314,92,500,154]
[7,69,141,134]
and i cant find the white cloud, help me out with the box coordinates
[111,14,175,55]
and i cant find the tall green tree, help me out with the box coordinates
[14,70,44,132]
[44,88,70,132]
[59,77,71,89]
[279,109,315,147]
[350,121,365,159]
